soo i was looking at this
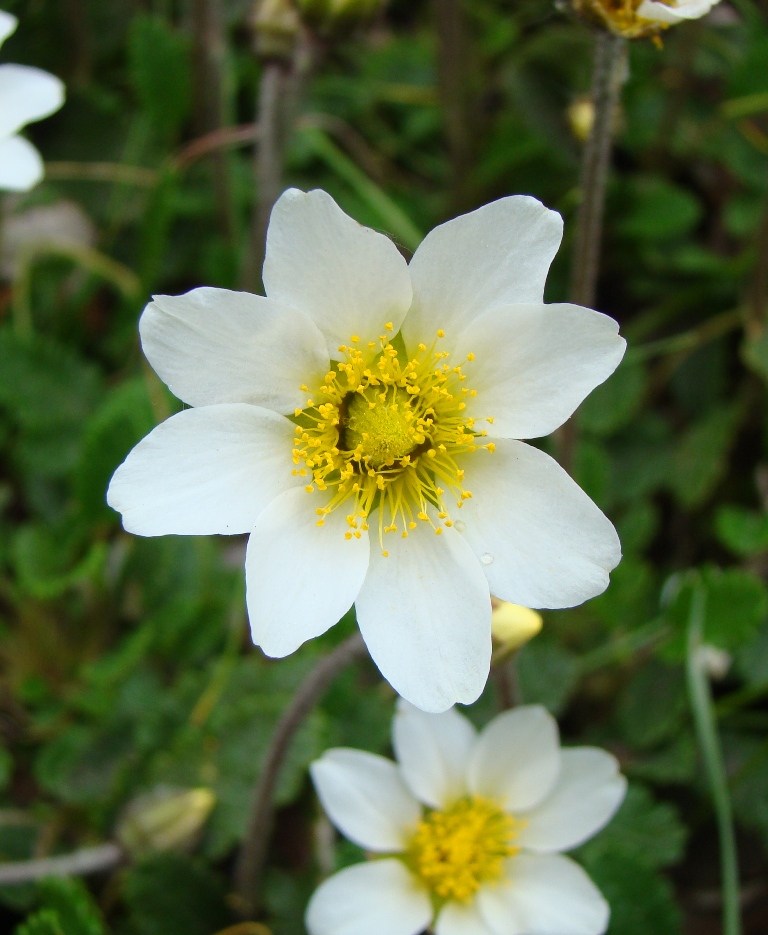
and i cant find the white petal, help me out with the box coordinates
[637,0,718,22]
[0,64,64,140]
[355,522,491,713]
[468,706,559,812]
[140,288,328,412]
[457,439,621,609]
[245,487,369,657]
[453,303,625,439]
[306,860,432,935]
[310,749,420,852]
[436,901,495,935]
[392,699,476,808]
[516,748,626,854]
[403,196,563,354]
[0,135,42,191]
[0,11,17,49]
[107,404,298,536]
[478,854,609,935]
[263,188,413,358]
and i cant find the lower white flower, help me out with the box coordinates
[0,10,65,191]
[308,703,626,935]
[636,0,719,23]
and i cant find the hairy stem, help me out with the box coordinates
[686,581,742,935]
[233,634,368,917]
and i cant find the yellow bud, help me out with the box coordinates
[567,96,595,143]
[491,601,542,652]
[252,0,300,59]
[116,787,216,859]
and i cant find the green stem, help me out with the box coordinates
[686,581,742,935]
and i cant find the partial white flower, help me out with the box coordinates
[108,188,625,712]
[636,0,720,24]
[574,0,720,36]
[307,702,627,935]
[0,10,64,192]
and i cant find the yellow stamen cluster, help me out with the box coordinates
[291,325,494,550]
[407,796,519,903]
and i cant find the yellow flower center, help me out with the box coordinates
[407,796,519,903]
[291,325,495,552]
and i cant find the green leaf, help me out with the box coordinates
[74,377,156,523]
[715,505,768,557]
[619,176,702,241]
[577,784,688,870]
[15,910,65,935]
[517,641,579,716]
[11,524,107,599]
[668,405,741,509]
[582,853,682,935]
[128,15,191,143]
[33,878,104,935]
[121,853,230,935]
[662,567,768,657]
[578,359,646,436]
[618,660,687,751]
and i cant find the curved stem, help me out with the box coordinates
[686,580,742,935]
[233,634,367,917]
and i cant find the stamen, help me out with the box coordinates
[292,326,494,546]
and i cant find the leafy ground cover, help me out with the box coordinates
[1,0,768,932]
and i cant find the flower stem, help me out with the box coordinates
[232,633,368,917]
[685,580,742,935]
[569,30,628,308]
[0,843,123,885]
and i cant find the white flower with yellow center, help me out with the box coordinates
[0,10,64,191]
[307,702,627,935]
[574,0,720,37]
[108,188,625,712]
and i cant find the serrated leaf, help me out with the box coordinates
[577,784,687,870]
[662,566,768,658]
[668,406,740,508]
[618,660,687,750]
[582,853,681,935]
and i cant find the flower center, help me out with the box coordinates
[291,325,495,552]
[406,796,519,903]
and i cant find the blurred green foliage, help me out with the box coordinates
[0,0,767,932]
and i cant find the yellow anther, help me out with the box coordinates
[437,329,445,338]
[384,321,393,331]
[467,352,475,361]
[350,334,360,342]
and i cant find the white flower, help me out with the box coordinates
[107,188,625,712]
[307,702,627,935]
[635,0,720,25]
[0,10,64,192]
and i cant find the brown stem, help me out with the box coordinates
[559,30,627,473]
[0,843,123,885]
[243,59,290,293]
[569,30,627,309]
[433,0,475,213]
[748,192,768,337]
[232,634,368,917]
[191,0,236,243]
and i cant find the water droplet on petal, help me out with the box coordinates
[481,552,494,566]
[454,520,466,533]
